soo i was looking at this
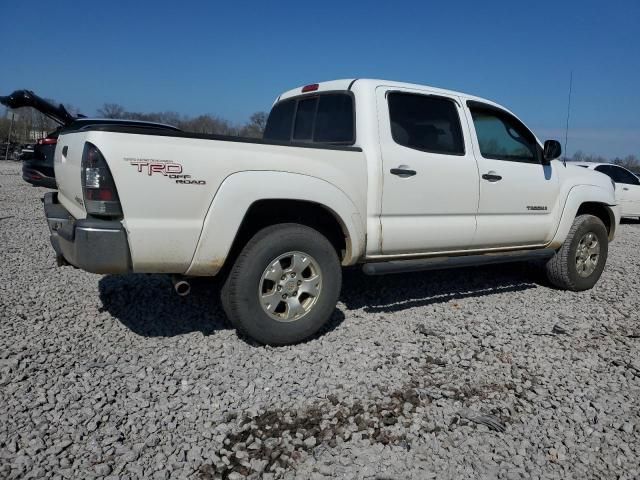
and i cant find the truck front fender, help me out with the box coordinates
[185,171,366,276]
[548,185,619,249]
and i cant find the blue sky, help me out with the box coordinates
[1,0,638,157]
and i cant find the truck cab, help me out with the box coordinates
[267,79,618,257]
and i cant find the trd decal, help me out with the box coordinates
[130,161,182,175]
[124,158,206,185]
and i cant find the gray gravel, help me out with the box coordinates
[1,160,640,480]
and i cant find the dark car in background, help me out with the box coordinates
[0,90,181,188]
[20,137,57,188]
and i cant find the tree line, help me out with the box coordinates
[566,151,639,173]
[0,103,268,145]
[1,104,638,173]
[96,103,267,138]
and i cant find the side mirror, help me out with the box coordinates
[543,140,562,162]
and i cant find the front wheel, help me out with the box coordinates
[545,214,609,291]
[221,223,342,346]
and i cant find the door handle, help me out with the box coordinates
[482,172,502,182]
[623,187,629,191]
[390,167,417,177]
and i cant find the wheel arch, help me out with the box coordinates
[549,185,619,249]
[185,171,365,276]
[226,199,351,271]
[575,202,615,237]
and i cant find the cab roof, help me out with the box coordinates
[276,78,511,112]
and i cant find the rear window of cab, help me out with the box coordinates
[263,93,355,145]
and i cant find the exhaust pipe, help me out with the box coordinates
[172,276,191,296]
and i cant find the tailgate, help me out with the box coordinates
[54,132,89,220]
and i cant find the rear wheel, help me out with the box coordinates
[545,214,608,291]
[221,223,342,345]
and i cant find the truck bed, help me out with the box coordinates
[54,127,368,274]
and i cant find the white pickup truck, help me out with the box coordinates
[45,79,620,345]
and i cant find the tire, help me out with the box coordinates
[220,223,342,346]
[545,214,608,291]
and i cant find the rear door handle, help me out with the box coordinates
[623,187,629,191]
[390,166,417,177]
[482,172,502,182]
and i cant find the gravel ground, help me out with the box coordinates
[1,160,640,480]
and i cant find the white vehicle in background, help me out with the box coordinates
[44,79,621,345]
[574,163,640,219]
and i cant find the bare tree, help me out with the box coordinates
[64,103,83,117]
[571,150,585,162]
[7,106,57,142]
[239,111,268,138]
[614,154,639,172]
[156,112,183,126]
[98,103,126,119]
[180,115,236,135]
[0,108,12,141]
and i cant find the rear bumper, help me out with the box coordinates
[44,192,131,274]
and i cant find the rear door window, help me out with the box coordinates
[264,93,354,144]
[387,92,464,155]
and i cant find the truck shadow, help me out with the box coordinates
[99,262,540,338]
[98,274,346,340]
[340,262,540,314]
[98,274,231,338]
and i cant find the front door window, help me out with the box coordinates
[469,107,537,163]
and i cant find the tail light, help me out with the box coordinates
[81,142,122,217]
[37,137,57,146]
